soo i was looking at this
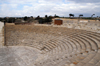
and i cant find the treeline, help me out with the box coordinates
[0,17,16,23]
[0,14,99,23]
[0,14,59,24]
[0,16,34,23]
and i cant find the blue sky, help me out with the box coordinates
[0,0,100,17]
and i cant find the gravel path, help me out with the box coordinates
[0,21,4,48]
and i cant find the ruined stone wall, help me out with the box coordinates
[52,18,100,33]
[62,21,100,33]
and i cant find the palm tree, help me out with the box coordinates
[91,14,95,18]
[79,14,83,18]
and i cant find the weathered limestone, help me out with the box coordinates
[0,21,100,66]
[52,18,100,33]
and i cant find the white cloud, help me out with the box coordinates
[0,0,100,17]
[66,0,100,3]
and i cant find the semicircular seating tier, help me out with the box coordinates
[5,25,100,66]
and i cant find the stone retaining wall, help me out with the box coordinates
[52,19,100,33]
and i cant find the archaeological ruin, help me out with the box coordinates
[0,18,100,66]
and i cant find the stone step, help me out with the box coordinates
[84,52,100,66]
[77,51,97,66]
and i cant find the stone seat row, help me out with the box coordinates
[34,30,99,54]
[35,31,100,66]
[44,31,99,56]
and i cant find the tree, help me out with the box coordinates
[54,14,59,18]
[3,17,8,22]
[79,14,83,18]
[45,15,48,18]
[0,18,3,21]
[8,18,15,23]
[35,15,41,20]
[78,14,83,21]
[24,16,28,21]
[37,15,40,18]
[69,14,74,18]
[44,16,52,23]
[30,16,33,18]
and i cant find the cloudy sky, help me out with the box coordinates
[0,0,100,17]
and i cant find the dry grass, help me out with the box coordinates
[5,25,87,37]
[53,18,97,22]
[6,23,15,25]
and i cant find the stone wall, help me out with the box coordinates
[52,18,100,33]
